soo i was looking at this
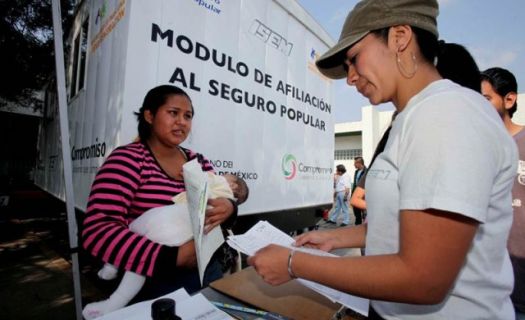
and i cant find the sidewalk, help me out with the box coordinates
[0,186,106,320]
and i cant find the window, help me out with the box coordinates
[69,17,89,99]
[334,149,362,160]
[44,80,58,122]
[78,20,88,90]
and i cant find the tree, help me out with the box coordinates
[0,0,74,109]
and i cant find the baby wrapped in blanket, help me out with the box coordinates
[82,173,248,319]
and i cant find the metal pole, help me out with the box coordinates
[51,1,83,319]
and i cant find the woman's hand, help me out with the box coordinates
[176,240,197,268]
[247,244,293,286]
[294,229,339,252]
[204,197,234,234]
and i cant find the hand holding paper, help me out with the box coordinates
[227,221,369,316]
[247,243,294,285]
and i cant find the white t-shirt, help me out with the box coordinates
[335,172,351,192]
[366,80,516,319]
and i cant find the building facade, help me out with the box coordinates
[334,106,394,182]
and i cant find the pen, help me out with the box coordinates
[211,301,290,320]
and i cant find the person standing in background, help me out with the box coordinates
[351,157,366,225]
[481,67,525,319]
[325,171,342,221]
[327,164,351,227]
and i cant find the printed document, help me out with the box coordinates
[183,159,225,285]
[97,288,232,320]
[227,220,370,316]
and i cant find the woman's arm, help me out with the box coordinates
[250,209,477,304]
[349,186,366,210]
[82,146,195,278]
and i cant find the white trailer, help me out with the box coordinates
[37,0,335,232]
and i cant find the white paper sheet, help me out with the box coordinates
[96,288,233,320]
[227,221,370,316]
[183,159,225,285]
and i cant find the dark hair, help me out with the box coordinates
[434,41,480,93]
[354,156,364,165]
[480,67,519,117]
[134,85,193,141]
[233,175,250,205]
[370,27,481,92]
[336,164,347,174]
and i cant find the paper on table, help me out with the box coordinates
[183,159,225,285]
[227,220,370,316]
[96,288,233,320]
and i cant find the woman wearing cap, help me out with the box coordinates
[248,0,516,319]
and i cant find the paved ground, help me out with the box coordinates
[0,186,108,320]
[0,186,363,319]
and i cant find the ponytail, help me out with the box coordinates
[435,41,480,93]
[371,27,481,92]
[412,27,480,92]
[364,27,481,175]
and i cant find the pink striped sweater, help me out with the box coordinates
[81,142,214,277]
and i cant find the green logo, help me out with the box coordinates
[282,154,297,180]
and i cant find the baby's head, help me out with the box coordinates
[223,174,249,205]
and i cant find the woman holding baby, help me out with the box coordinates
[81,85,238,319]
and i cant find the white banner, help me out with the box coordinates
[37,0,335,216]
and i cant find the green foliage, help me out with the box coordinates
[0,0,74,108]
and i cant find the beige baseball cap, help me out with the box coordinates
[315,0,439,79]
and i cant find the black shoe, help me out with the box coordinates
[325,220,336,224]
[340,223,348,227]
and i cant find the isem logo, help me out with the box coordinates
[282,154,297,180]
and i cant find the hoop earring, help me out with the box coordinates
[396,51,418,79]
